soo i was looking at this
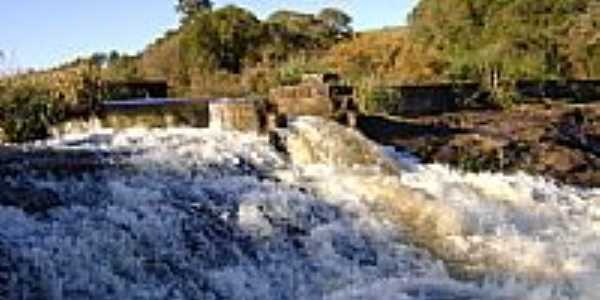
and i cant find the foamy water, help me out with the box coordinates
[285,117,600,299]
[0,119,599,299]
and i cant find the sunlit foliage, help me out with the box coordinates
[409,0,600,81]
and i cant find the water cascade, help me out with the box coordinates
[282,117,600,298]
[0,117,599,299]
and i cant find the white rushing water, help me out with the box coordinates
[1,119,599,299]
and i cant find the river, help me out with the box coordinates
[1,118,599,299]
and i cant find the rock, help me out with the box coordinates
[209,99,260,132]
[431,134,508,172]
[357,104,600,187]
[537,147,578,172]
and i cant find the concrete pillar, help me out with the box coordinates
[209,99,260,132]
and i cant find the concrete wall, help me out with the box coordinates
[100,99,209,128]
[382,80,600,116]
[209,99,260,132]
[268,80,355,119]
[103,80,169,100]
[269,85,335,117]
[385,83,482,116]
[516,80,600,101]
[386,80,600,116]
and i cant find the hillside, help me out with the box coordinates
[410,0,600,80]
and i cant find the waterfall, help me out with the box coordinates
[1,118,599,299]
[282,117,600,298]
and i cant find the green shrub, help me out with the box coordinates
[0,65,104,143]
[0,81,66,142]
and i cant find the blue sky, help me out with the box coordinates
[0,1,417,71]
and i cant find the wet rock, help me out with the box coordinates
[431,134,508,172]
[358,104,600,187]
[0,129,6,144]
[536,146,578,172]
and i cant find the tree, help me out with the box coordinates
[176,0,212,17]
[564,2,600,77]
[180,5,262,73]
[409,0,592,81]
[266,9,351,49]
[90,52,108,68]
[108,50,120,66]
[318,8,353,36]
[325,29,444,83]
[101,53,142,80]
[267,10,313,24]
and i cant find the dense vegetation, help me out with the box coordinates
[139,5,352,97]
[0,66,102,142]
[410,0,600,81]
[2,0,600,141]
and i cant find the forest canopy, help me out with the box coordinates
[409,0,600,81]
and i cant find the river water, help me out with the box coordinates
[1,118,599,299]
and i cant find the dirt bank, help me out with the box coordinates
[358,103,600,187]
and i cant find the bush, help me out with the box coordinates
[0,81,66,142]
[0,65,103,143]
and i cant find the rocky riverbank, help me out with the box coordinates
[358,103,600,187]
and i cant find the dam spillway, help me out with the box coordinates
[50,97,263,137]
[100,98,211,129]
